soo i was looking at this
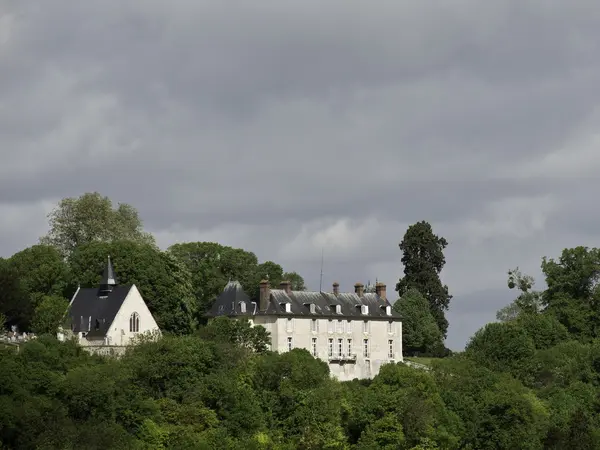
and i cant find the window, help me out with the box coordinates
[287,337,293,351]
[240,301,246,313]
[338,338,343,357]
[361,305,369,315]
[310,303,316,314]
[312,338,317,357]
[218,305,224,313]
[347,320,353,333]
[129,312,140,333]
[311,319,318,332]
[336,320,343,333]
[363,339,370,358]
[363,320,369,333]
[387,321,393,334]
[388,339,394,358]
[347,339,353,356]
[328,338,334,357]
[328,320,334,333]
[386,305,392,316]
[285,303,292,313]
[335,304,342,314]
[286,318,294,332]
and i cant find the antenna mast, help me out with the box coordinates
[319,248,324,292]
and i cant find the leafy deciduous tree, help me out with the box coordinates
[40,192,155,256]
[393,288,442,356]
[31,295,69,335]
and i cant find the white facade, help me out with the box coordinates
[252,316,402,381]
[101,284,160,346]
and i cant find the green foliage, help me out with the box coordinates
[69,241,196,334]
[168,242,305,316]
[31,295,69,334]
[6,203,600,450]
[541,246,600,341]
[396,221,452,338]
[283,271,306,291]
[40,192,155,256]
[0,263,33,330]
[393,289,442,356]
[7,244,74,301]
[497,267,543,322]
[465,322,536,378]
[198,317,271,353]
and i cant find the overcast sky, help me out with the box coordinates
[2,1,599,349]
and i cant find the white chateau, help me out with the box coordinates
[208,279,403,381]
[58,256,161,355]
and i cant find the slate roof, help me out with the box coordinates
[207,281,254,316]
[207,281,401,321]
[66,256,131,339]
[68,285,132,338]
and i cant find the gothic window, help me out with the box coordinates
[129,312,140,333]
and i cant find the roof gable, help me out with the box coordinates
[67,285,132,337]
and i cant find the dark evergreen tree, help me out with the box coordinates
[396,221,452,338]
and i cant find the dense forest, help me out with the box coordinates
[2,193,600,449]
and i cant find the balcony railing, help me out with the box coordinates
[328,354,357,364]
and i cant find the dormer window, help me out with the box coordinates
[361,305,369,315]
[218,305,224,313]
[386,305,391,316]
[335,305,342,315]
[280,302,292,313]
[310,303,316,314]
[240,301,247,313]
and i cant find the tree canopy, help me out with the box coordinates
[4,193,600,448]
[393,288,442,356]
[396,221,452,338]
[40,192,155,256]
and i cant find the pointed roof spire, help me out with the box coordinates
[101,255,117,287]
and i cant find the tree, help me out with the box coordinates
[40,192,155,256]
[0,263,33,331]
[465,322,536,378]
[541,247,600,341]
[69,241,196,334]
[169,242,306,315]
[393,288,442,355]
[283,272,306,291]
[396,221,452,338]
[31,295,69,334]
[168,242,260,315]
[198,317,271,353]
[497,267,543,322]
[7,244,74,304]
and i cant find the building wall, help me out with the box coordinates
[253,316,402,381]
[106,285,160,346]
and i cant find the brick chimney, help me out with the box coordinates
[280,280,292,295]
[332,282,340,295]
[375,282,387,301]
[354,282,364,297]
[259,280,270,311]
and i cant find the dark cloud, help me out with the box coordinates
[2,0,600,349]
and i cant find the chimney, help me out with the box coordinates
[332,282,340,295]
[280,280,292,295]
[375,282,387,301]
[259,280,271,311]
[354,282,364,297]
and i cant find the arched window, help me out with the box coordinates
[129,312,140,333]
